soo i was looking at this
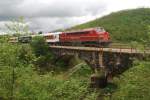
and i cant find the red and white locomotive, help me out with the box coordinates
[9,27,110,47]
[44,27,110,47]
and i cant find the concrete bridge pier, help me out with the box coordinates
[90,51,108,88]
[90,52,132,88]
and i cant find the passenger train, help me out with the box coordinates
[9,27,110,47]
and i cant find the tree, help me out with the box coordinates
[30,36,49,57]
[4,17,31,99]
[5,16,31,36]
[30,36,55,70]
[38,31,43,34]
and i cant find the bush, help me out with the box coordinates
[111,61,150,100]
[30,36,50,57]
[30,36,54,70]
[18,44,35,65]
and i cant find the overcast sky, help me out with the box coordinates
[0,0,150,33]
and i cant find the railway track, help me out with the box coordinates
[50,45,150,54]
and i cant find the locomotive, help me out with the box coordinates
[60,27,110,46]
[9,27,110,47]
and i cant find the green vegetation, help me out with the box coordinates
[110,61,150,100]
[1,8,150,99]
[30,36,55,72]
[70,8,150,43]
[0,18,94,99]
[0,37,94,100]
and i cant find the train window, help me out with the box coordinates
[45,35,54,39]
[67,31,89,35]
[54,35,57,38]
[96,27,105,32]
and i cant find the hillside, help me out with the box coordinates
[69,8,150,43]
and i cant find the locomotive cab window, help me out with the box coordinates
[96,27,105,32]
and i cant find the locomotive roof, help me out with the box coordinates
[64,29,93,34]
[64,27,105,34]
[39,32,62,36]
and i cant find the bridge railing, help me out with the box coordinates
[109,42,150,50]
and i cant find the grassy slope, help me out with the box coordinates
[69,8,150,43]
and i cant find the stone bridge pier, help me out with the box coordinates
[51,47,133,88]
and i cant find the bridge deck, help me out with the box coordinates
[50,46,150,54]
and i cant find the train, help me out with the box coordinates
[9,27,110,47]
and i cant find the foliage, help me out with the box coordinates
[0,35,9,43]
[30,36,50,57]
[0,43,20,99]
[111,61,150,100]
[0,42,93,100]
[68,63,92,78]
[0,17,93,100]
[30,36,82,71]
[30,36,55,71]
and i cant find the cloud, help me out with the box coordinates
[105,0,150,12]
[0,0,150,33]
[0,0,107,18]
[27,15,96,32]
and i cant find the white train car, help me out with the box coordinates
[9,37,18,43]
[9,32,62,44]
[42,32,62,43]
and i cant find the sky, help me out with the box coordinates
[0,0,150,34]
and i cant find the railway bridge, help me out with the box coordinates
[50,45,150,88]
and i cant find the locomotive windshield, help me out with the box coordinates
[95,27,105,32]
